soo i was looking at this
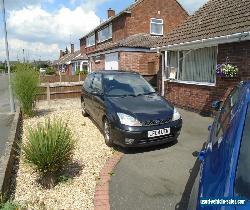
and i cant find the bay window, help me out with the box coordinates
[98,24,112,43]
[165,46,217,84]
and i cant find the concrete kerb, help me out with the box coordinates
[0,107,22,201]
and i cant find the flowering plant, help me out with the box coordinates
[216,63,239,78]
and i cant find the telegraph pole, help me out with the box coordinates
[2,0,15,113]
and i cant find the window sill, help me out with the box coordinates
[150,33,163,36]
[86,44,95,48]
[166,79,215,87]
[97,37,112,44]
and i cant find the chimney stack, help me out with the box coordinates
[71,43,74,54]
[60,50,63,58]
[108,8,115,18]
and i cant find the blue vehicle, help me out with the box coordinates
[188,81,250,210]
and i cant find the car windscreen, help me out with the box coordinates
[235,103,250,199]
[103,73,155,97]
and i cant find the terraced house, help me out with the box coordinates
[80,0,188,85]
[154,0,250,115]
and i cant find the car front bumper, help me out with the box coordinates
[110,119,182,147]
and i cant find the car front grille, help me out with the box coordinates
[142,118,172,126]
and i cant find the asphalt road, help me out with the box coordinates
[0,74,14,158]
[0,74,11,113]
[110,109,213,210]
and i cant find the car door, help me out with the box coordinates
[91,73,105,127]
[199,86,241,203]
[82,73,94,115]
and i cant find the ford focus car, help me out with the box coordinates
[188,81,250,210]
[81,71,182,147]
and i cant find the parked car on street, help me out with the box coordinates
[188,81,250,210]
[81,71,182,147]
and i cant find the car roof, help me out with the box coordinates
[93,70,140,75]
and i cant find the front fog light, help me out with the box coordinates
[125,138,135,144]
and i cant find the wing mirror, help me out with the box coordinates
[212,100,223,111]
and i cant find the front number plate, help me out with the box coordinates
[148,128,170,138]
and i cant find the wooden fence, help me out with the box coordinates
[40,75,86,83]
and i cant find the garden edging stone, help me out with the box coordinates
[0,107,22,200]
[94,151,123,210]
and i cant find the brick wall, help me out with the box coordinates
[119,51,160,75]
[82,0,188,55]
[163,40,250,115]
[126,0,188,36]
[90,54,105,71]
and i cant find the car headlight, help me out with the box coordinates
[172,107,181,121]
[117,113,142,126]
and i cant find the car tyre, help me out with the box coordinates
[81,99,89,117]
[103,118,113,147]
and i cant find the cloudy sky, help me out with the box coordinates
[0,0,208,62]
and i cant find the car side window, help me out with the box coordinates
[83,73,94,93]
[213,86,240,144]
[92,74,102,93]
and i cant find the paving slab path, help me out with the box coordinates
[110,109,213,210]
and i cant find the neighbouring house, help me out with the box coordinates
[153,0,250,115]
[79,0,188,85]
[53,44,88,75]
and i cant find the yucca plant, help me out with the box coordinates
[22,119,74,188]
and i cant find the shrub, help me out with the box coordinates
[12,63,40,116]
[22,119,74,187]
[0,201,24,210]
[45,67,56,75]
[75,68,88,76]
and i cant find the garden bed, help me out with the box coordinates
[14,99,114,209]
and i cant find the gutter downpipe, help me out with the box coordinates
[161,52,164,96]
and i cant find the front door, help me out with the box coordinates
[105,52,119,70]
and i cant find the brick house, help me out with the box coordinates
[154,0,250,115]
[79,0,188,85]
[53,44,88,75]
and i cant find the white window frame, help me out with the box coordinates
[86,33,95,47]
[98,24,112,43]
[95,55,101,63]
[165,47,217,86]
[150,18,163,36]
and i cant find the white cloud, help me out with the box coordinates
[0,38,60,61]
[8,6,100,44]
[0,5,101,60]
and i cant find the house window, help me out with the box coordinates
[150,18,163,35]
[98,24,112,43]
[95,55,101,63]
[166,46,217,84]
[86,33,95,47]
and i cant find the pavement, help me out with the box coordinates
[0,74,14,158]
[0,74,11,113]
[110,109,213,210]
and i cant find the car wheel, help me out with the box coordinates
[103,118,113,147]
[81,99,89,117]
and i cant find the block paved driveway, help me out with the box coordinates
[110,109,213,210]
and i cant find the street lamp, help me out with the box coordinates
[1,0,15,113]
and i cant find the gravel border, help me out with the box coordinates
[14,99,114,209]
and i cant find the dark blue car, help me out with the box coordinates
[188,81,250,210]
